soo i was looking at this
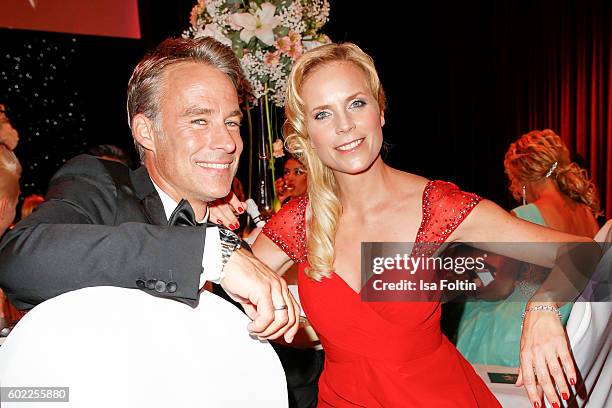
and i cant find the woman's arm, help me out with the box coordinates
[454,199,600,408]
[456,200,591,265]
[252,234,295,276]
[457,200,600,304]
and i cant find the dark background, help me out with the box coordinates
[1,0,610,216]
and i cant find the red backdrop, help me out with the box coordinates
[0,0,140,39]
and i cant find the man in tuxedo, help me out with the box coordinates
[0,37,299,343]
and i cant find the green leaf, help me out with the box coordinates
[275,26,289,37]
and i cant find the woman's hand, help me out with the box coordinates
[209,192,246,230]
[516,301,575,408]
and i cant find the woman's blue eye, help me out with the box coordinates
[350,100,366,108]
[314,111,330,120]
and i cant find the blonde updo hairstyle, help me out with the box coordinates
[504,129,601,216]
[283,43,386,280]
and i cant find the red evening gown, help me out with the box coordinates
[263,180,501,407]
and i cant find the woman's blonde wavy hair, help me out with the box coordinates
[504,129,602,216]
[283,42,386,280]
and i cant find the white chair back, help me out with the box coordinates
[475,250,611,408]
[565,292,612,406]
[0,287,288,407]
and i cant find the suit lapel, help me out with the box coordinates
[141,194,167,226]
[130,166,167,226]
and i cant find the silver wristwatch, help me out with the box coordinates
[219,227,242,272]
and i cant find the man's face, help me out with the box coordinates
[145,62,243,204]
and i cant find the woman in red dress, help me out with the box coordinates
[252,43,589,407]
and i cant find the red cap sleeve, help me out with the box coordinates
[415,180,482,246]
[262,195,308,264]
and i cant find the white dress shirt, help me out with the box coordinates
[152,181,222,287]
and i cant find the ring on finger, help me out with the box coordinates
[274,304,288,311]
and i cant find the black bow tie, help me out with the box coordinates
[168,199,198,226]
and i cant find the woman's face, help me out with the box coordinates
[283,158,308,197]
[301,61,384,175]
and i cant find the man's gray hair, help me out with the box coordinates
[126,37,249,162]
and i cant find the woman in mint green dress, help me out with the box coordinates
[456,129,601,367]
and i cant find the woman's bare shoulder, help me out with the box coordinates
[391,169,430,196]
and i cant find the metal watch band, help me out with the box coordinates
[219,227,241,271]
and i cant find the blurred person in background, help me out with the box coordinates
[0,104,21,236]
[272,156,308,211]
[282,156,308,203]
[0,104,19,151]
[0,153,20,237]
[230,156,309,241]
[457,129,601,367]
[88,144,133,168]
[275,176,292,206]
[0,103,23,330]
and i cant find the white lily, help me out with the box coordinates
[231,2,280,46]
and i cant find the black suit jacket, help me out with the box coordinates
[0,154,208,310]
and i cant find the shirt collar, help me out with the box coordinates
[151,179,209,223]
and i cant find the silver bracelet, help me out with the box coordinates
[522,305,562,320]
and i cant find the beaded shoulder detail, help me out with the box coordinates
[262,195,308,264]
[415,180,482,249]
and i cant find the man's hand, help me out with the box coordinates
[220,248,300,343]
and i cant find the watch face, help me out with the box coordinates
[220,227,240,247]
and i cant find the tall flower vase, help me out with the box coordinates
[246,95,280,221]
[256,102,274,215]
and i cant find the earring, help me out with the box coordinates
[522,185,527,206]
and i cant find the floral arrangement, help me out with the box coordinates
[185,0,331,107]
